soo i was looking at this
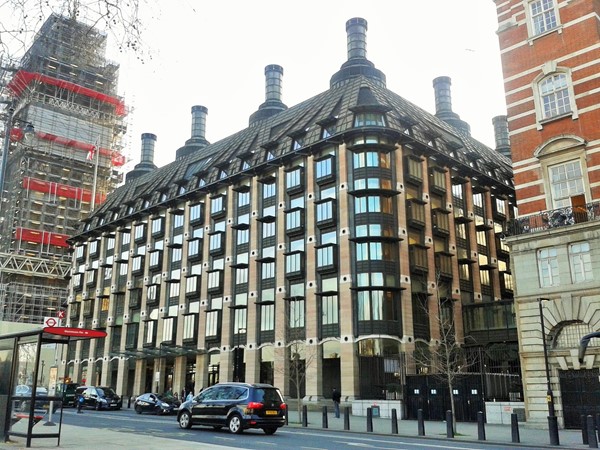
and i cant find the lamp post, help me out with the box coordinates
[538,297,559,445]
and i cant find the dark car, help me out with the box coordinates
[75,386,122,410]
[56,382,80,407]
[177,382,286,435]
[13,385,52,412]
[134,393,179,415]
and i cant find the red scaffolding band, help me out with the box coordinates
[7,70,126,115]
[22,176,107,204]
[35,131,125,167]
[15,227,70,248]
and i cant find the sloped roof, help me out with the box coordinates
[78,75,513,238]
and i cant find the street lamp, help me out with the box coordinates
[1,103,35,214]
[538,297,559,446]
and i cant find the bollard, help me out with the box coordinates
[344,406,350,431]
[128,396,131,409]
[596,412,600,443]
[582,414,589,445]
[477,411,486,441]
[366,407,373,432]
[285,410,288,426]
[588,415,598,448]
[302,405,308,427]
[446,410,454,438]
[417,408,425,436]
[322,406,328,429]
[511,413,520,443]
[391,408,398,434]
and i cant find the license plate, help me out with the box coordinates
[265,410,278,415]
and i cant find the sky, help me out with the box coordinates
[7,1,508,172]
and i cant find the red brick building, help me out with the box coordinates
[495,0,600,428]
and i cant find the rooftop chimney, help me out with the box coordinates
[492,115,511,159]
[432,76,470,135]
[125,133,158,183]
[176,105,210,160]
[249,65,288,126]
[330,18,386,89]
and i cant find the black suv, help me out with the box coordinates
[177,382,286,434]
[75,386,122,410]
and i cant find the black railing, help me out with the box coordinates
[507,201,600,236]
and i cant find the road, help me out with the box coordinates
[59,407,539,450]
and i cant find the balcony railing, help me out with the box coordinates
[507,201,600,236]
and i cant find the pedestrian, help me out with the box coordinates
[77,393,84,413]
[186,390,194,402]
[332,387,341,418]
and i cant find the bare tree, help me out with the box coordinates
[0,0,154,61]
[412,276,477,434]
[275,302,318,423]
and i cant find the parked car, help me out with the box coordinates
[177,382,286,435]
[75,386,122,410]
[56,382,80,407]
[134,393,179,415]
[13,385,52,412]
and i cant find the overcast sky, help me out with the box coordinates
[22,1,509,171]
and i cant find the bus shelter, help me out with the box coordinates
[0,327,106,447]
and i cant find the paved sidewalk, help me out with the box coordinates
[0,409,589,449]
[293,409,586,448]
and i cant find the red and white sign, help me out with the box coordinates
[57,310,66,319]
[43,326,107,339]
[43,316,58,327]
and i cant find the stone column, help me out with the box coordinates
[337,143,359,399]
[133,359,146,396]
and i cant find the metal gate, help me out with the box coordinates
[405,375,483,422]
[559,369,600,429]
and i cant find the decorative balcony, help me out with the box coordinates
[507,201,600,236]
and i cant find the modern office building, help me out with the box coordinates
[65,18,516,413]
[495,0,600,428]
[0,14,127,324]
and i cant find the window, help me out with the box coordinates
[289,298,305,328]
[539,73,570,119]
[538,247,559,287]
[530,0,558,36]
[315,156,334,181]
[549,160,584,208]
[286,168,302,191]
[321,295,338,325]
[206,311,219,337]
[569,242,592,283]
[183,314,197,341]
[189,203,204,223]
[260,304,274,331]
[317,245,335,268]
[237,228,249,245]
[354,112,385,127]
[238,191,250,207]
[263,182,276,199]
[210,196,225,216]
[357,290,396,321]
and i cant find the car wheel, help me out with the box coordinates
[227,414,243,434]
[263,427,277,435]
[135,405,142,414]
[178,411,192,429]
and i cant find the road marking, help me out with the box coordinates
[254,442,277,446]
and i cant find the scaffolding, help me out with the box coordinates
[0,14,128,324]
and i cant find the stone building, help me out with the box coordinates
[495,0,600,428]
[65,17,515,412]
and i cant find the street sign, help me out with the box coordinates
[57,310,66,319]
[44,316,58,327]
[43,326,107,339]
